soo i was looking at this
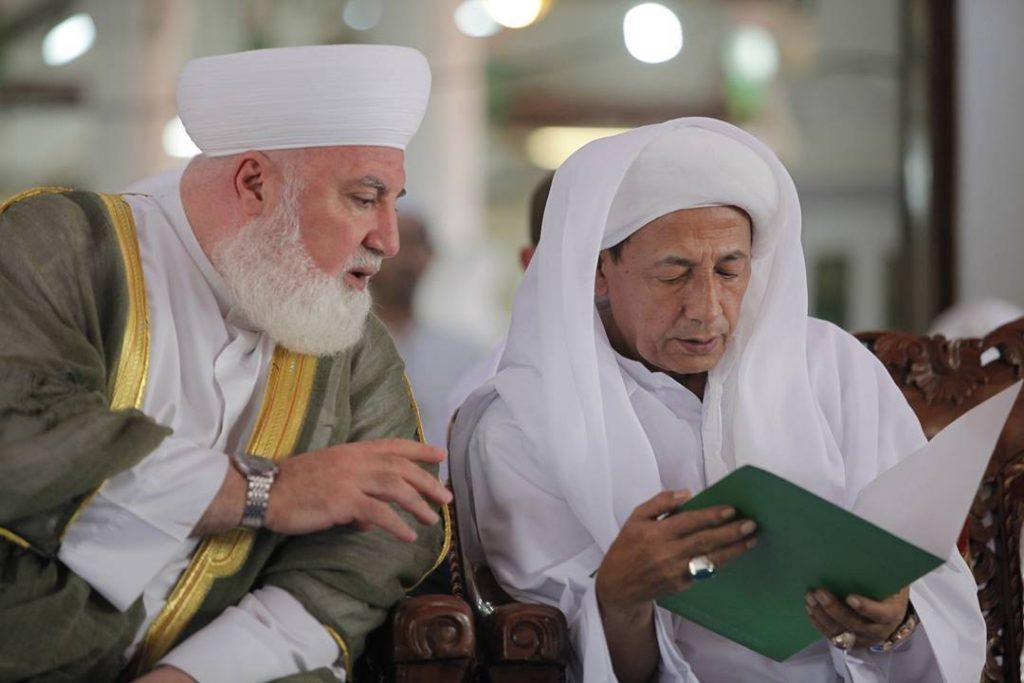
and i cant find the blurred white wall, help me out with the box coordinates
[957,0,1024,309]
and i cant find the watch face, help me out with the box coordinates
[236,453,279,476]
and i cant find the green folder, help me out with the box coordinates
[655,465,943,661]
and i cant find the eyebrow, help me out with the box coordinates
[355,175,406,198]
[656,250,750,267]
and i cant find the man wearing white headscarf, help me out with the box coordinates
[450,118,984,682]
[0,45,452,682]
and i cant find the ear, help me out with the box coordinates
[232,152,275,217]
[595,250,611,298]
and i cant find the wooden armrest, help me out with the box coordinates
[480,602,569,665]
[391,595,476,662]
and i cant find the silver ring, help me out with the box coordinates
[831,631,856,651]
[687,554,716,581]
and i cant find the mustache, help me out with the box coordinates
[334,249,383,281]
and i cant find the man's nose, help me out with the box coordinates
[364,207,400,258]
[683,275,720,324]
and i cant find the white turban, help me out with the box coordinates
[177,44,430,156]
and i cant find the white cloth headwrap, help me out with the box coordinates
[177,44,430,156]
[492,117,845,551]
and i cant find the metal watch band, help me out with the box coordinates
[240,471,274,529]
[231,452,278,529]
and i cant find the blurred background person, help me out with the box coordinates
[372,204,485,447]
[435,171,553,468]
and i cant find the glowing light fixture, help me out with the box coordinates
[42,13,96,67]
[725,25,779,84]
[482,0,546,29]
[623,3,682,64]
[342,0,383,31]
[162,117,201,159]
[526,126,631,170]
[455,0,501,38]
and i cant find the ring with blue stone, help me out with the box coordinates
[687,554,716,581]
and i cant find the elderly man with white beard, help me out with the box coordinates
[450,118,984,682]
[0,45,451,683]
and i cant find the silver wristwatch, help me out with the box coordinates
[230,452,279,529]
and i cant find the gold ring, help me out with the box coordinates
[830,631,856,650]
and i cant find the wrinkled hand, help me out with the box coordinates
[133,665,196,683]
[596,489,758,620]
[265,438,450,542]
[806,586,910,649]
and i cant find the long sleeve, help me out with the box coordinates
[161,587,344,682]
[58,437,228,610]
[0,190,170,681]
[0,191,170,554]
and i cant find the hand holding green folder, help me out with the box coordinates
[655,381,1021,661]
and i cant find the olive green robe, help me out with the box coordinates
[0,189,446,682]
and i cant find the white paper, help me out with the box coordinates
[853,381,1022,559]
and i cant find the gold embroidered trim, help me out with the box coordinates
[400,374,453,592]
[0,528,31,549]
[131,347,318,674]
[58,194,151,542]
[100,193,151,413]
[324,626,353,680]
[403,373,426,443]
[0,186,72,213]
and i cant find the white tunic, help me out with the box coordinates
[466,330,983,682]
[57,170,342,681]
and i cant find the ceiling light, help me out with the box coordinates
[623,3,683,64]
[455,0,501,38]
[526,126,631,170]
[725,25,779,84]
[482,0,546,29]
[163,117,200,159]
[42,13,96,67]
[342,0,383,31]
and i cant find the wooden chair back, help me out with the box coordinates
[857,317,1024,682]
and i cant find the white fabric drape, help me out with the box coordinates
[450,118,984,681]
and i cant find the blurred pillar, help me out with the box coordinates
[373,0,495,342]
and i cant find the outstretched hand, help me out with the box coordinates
[265,438,451,542]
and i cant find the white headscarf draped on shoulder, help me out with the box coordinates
[484,117,845,550]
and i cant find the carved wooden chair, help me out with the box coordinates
[857,316,1024,682]
[349,496,480,681]
[447,471,570,682]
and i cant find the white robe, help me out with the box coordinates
[462,319,983,682]
[58,170,342,682]
[450,118,985,683]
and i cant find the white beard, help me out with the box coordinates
[211,180,380,356]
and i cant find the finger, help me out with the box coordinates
[362,438,448,463]
[809,590,877,635]
[365,476,440,526]
[391,457,453,505]
[662,508,746,541]
[844,592,905,625]
[805,596,847,637]
[632,490,690,521]
[356,496,418,542]
[805,607,838,639]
